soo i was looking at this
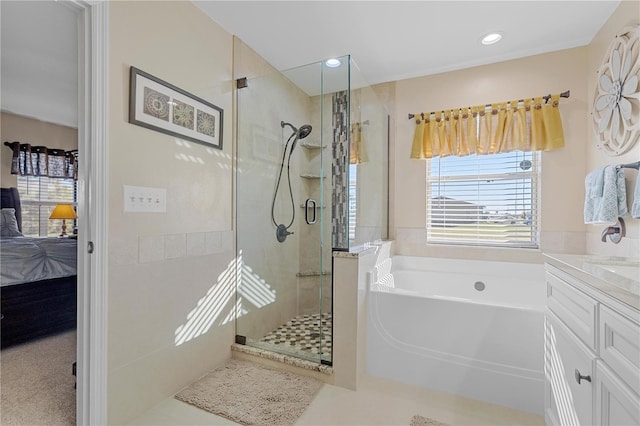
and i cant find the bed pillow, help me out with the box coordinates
[1,208,23,237]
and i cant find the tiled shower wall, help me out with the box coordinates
[332,90,349,249]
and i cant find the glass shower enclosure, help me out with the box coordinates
[234,40,346,365]
[234,37,388,366]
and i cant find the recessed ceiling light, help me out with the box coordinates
[481,32,503,45]
[325,58,341,68]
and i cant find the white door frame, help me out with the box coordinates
[65,1,108,424]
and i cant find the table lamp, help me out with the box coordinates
[49,204,77,237]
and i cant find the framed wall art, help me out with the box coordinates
[129,66,223,149]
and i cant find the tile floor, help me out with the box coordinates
[130,373,544,425]
[256,313,332,363]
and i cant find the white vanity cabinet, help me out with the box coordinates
[545,311,595,425]
[595,361,640,426]
[544,256,640,426]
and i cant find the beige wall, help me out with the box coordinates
[586,0,640,258]
[300,93,332,315]
[392,47,589,262]
[391,1,640,262]
[107,2,234,424]
[0,112,78,187]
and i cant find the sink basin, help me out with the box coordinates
[593,263,640,282]
[581,257,640,283]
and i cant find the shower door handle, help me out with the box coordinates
[305,198,317,225]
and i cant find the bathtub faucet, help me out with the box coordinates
[601,217,625,243]
[601,227,618,242]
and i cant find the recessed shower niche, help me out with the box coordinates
[233,38,388,366]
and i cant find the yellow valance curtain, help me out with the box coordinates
[350,122,368,164]
[410,94,565,159]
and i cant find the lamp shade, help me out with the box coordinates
[49,204,78,220]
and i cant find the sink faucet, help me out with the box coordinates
[601,217,626,243]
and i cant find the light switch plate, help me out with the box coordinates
[124,185,166,213]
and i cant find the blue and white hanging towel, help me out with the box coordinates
[632,174,640,219]
[584,166,628,224]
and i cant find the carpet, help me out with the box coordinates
[0,331,76,425]
[175,358,323,425]
[410,414,451,426]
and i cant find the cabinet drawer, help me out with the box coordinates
[545,312,595,426]
[595,360,640,426]
[546,271,598,350]
[599,305,640,396]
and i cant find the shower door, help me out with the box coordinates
[235,51,335,365]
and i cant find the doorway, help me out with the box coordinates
[0,1,108,424]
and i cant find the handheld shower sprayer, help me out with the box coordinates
[280,121,312,153]
[271,121,313,242]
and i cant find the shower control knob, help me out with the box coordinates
[574,369,591,384]
[275,224,293,243]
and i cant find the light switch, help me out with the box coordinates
[124,185,166,213]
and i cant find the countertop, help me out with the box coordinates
[544,253,639,311]
[332,241,390,258]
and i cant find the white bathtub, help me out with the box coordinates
[367,255,546,414]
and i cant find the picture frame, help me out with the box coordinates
[129,66,223,149]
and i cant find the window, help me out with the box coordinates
[427,151,540,248]
[348,164,357,240]
[18,176,76,237]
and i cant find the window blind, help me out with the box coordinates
[18,176,76,237]
[427,151,540,248]
[348,164,357,240]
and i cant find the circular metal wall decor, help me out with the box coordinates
[592,25,640,156]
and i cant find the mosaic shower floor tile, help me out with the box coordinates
[256,313,332,363]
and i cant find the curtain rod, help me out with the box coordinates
[408,90,570,120]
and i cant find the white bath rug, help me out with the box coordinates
[410,414,452,426]
[175,358,323,425]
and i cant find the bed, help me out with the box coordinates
[1,187,77,348]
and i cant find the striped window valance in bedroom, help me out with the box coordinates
[6,141,78,180]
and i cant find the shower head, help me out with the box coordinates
[281,122,312,154]
[297,124,312,140]
[291,124,312,153]
[281,121,312,140]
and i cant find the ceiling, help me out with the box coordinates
[1,1,78,128]
[195,1,621,84]
[0,1,621,128]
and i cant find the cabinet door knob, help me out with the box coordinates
[575,369,591,384]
